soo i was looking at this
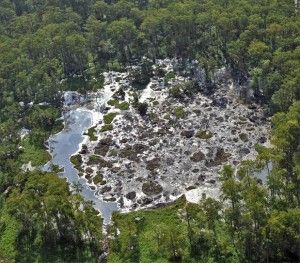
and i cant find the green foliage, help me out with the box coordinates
[84,125,97,141]
[19,137,51,166]
[103,112,118,124]
[109,102,300,262]
[100,124,114,132]
[196,130,213,139]
[70,154,83,171]
[169,81,196,100]
[108,99,130,110]
[0,213,20,259]
[0,0,299,261]
[173,106,186,118]
[93,173,105,185]
[164,71,175,82]
[109,197,189,262]
[5,172,103,262]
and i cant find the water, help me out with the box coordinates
[45,106,118,225]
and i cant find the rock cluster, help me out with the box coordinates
[71,60,270,211]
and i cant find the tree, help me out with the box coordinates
[108,18,138,62]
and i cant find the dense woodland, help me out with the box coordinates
[0,0,299,261]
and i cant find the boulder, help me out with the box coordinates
[190,151,205,162]
[100,185,112,194]
[181,129,194,138]
[126,191,136,200]
[142,181,163,196]
[198,175,206,181]
[146,157,161,171]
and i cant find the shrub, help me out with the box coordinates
[169,85,182,99]
[164,71,175,82]
[174,106,185,118]
[103,112,118,124]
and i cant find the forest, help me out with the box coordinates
[0,0,299,262]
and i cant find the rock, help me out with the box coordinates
[149,138,159,146]
[216,116,224,122]
[186,185,197,190]
[119,145,139,162]
[124,125,133,132]
[239,147,250,155]
[100,185,112,194]
[111,166,121,173]
[258,136,267,144]
[233,137,239,142]
[126,191,136,200]
[198,175,206,181]
[87,155,113,168]
[79,144,88,154]
[190,151,205,162]
[182,162,192,171]
[136,177,143,182]
[192,168,199,173]
[139,197,153,206]
[248,105,257,110]
[133,143,148,154]
[207,179,216,184]
[249,115,259,123]
[142,181,163,196]
[239,133,249,142]
[212,97,228,108]
[85,167,94,174]
[181,129,194,138]
[103,196,116,202]
[166,157,175,165]
[120,138,128,143]
[146,157,161,171]
[205,147,231,167]
[119,196,124,208]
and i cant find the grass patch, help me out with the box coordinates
[117,101,129,110]
[173,106,186,118]
[84,126,97,141]
[19,138,51,166]
[70,154,83,171]
[196,130,213,139]
[93,172,106,185]
[100,124,113,132]
[103,112,118,125]
[108,99,129,110]
[108,197,192,262]
[164,71,175,83]
[108,99,119,107]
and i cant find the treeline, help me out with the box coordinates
[109,102,300,262]
[0,0,299,261]
[0,0,299,111]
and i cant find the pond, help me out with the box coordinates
[44,93,119,224]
